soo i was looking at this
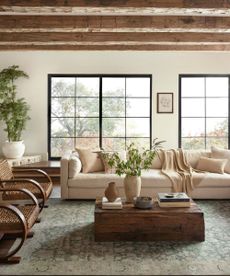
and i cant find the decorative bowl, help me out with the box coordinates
[134,196,153,209]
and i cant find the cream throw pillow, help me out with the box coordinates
[69,155,82,178]
[196,156,227,174]
[211,146,230,174]
[76,148,104,173]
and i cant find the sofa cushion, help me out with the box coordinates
[196,156,227,174]
[211,146,230,174]
[184,150,211,168]
[151,150,163,169]
[68,169,172,189]
[100,150,126,174]
[193,172,230,188]
[75,148,104,173]
[69,155,82,178]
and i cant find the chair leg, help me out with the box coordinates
[36,217,41,223]
[0,256,21,264]
[26,231,34,238]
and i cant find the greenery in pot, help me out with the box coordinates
[102,138,165,177]
[0,65,30,141]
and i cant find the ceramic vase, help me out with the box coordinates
[104,182,119,202]
[2,141,25,159]
[124,175,141,203]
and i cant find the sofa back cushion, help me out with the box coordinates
[211,146,230,174]
[75,148,104,173]
[150,150,163,169]
[100,150,126,174]
[184,150,211,169]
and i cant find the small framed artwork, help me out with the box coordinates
[157,93,173,113]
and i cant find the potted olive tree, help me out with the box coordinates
[0,65,30,158]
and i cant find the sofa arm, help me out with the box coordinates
[60,151,72,199]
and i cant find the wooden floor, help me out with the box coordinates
[13,161,61,185]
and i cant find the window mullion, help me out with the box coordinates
[99,77,103,149]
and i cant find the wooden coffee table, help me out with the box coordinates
[94,198,205,242]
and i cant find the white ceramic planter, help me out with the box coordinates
[123,175,141,203]
[2,141,25,159]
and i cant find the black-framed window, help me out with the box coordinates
[179,75,230,150]
[48,74,152,159]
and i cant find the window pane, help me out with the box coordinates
[126,138,150,149]
[206,137,228,149]
[206,98,228,117]
[102,78,125,97]
[206,118,228,137]
[76,78,99,97]
[52,77,75,97]
[181,138,205,150]
[206,77,228,97]
[102,138,125,151]
[126,99,150,117]
[182,118,205,137]
[51,118,74,137]
[75,118,99,137]
[181,78,205,97]
[76,98,99,117]
[75,138,99,149]
[51,138,74,157]
[126,78,150,97]
[126,118,149,137]
[51,98,74,117]
[181,98,205,117]
[102,118,125,137]
[102,98,125,117]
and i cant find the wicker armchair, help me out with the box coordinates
[0,159,53,212]
[0,187,40,263]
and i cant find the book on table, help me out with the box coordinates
[102,197,122,209]
[157,192,191,208]
[157,199,191,208]
[157,192,190,202]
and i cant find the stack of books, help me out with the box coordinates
[102,197,123,209]
[157,192,191,208]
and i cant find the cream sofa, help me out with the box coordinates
[61,149,230,200]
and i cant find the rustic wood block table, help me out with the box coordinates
[94,198,205,242]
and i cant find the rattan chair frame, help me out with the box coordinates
[0,188,39,264]
[0,178,46,212]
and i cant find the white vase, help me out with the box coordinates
[123,175,141,203]
[2,141,25,159]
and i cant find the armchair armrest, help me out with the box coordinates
[0,178,45,211]
[0,187,39,206]
[60,152,72,199]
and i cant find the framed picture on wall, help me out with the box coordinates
[157,93,173,113]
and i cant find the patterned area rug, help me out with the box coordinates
[1,199,230,275]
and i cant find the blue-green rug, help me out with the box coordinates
[1,199,230,275]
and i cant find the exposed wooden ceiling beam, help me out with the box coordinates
[1,44,230,51]
[2,32,230,43]
[0,15,230,32]
[1,0,230,9]
[1,7,230,16]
